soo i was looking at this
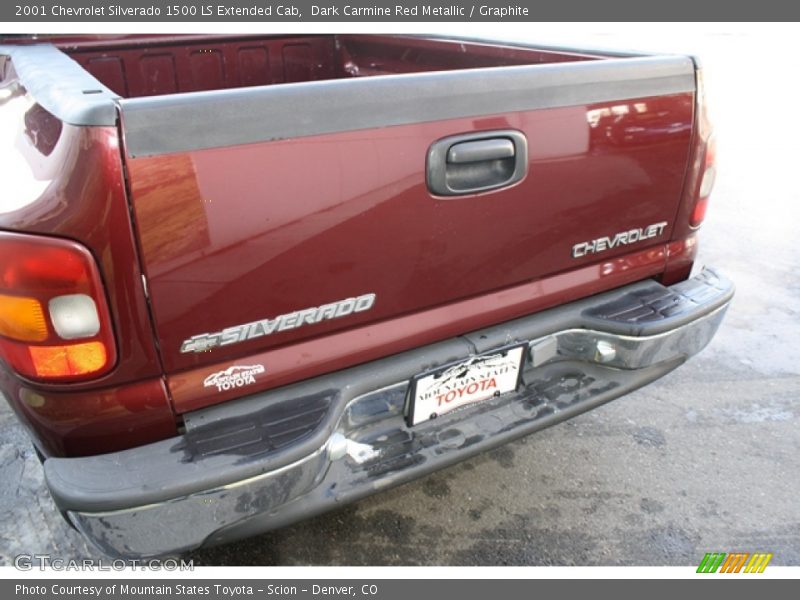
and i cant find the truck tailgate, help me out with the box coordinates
[117,39,695,411]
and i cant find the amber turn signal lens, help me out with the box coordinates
[0,294,48,342]
[28,342,107,378]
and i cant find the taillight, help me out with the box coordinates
[0,232,116,382]
[689,69,716,228]
[691,134,716,227]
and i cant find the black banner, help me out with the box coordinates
[2,0,800,22]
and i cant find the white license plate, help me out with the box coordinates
[407,344,526,426]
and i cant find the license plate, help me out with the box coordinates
[406,344,526,426]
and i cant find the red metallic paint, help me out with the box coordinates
[169,243,679,413]
[0,115,162,383]
[662,234,699,286]
[669,68,715,241]
[0,36,702,456]
[0,70,176,455]
[125,93,694,385]
[0,368,175,457]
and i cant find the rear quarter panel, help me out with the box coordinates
[0,65,175,455]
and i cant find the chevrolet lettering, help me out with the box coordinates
[572,221,669,258]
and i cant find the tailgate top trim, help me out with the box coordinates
[119,54,695,157]
[0,41,694,154]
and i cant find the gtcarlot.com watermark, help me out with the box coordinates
[14,554,194,571]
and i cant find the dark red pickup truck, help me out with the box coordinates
[0,34,732,558]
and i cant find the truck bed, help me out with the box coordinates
[57,34,601,97]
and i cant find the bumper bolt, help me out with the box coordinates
[595,340,617,363]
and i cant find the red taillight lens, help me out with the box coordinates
[688,69,716,229]
[0,232,116,382]
[690,135,716,228]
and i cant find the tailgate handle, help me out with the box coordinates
[447,139,515,164]
[427,130,528,196]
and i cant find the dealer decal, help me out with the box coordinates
[203,364,265,392]
[409,346,525,426]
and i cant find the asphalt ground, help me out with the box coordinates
[1,25,798,567]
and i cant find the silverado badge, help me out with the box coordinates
[181,293,376,353]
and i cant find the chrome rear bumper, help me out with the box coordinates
[44,268,733,558]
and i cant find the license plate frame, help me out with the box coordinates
[406,343,526,427]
